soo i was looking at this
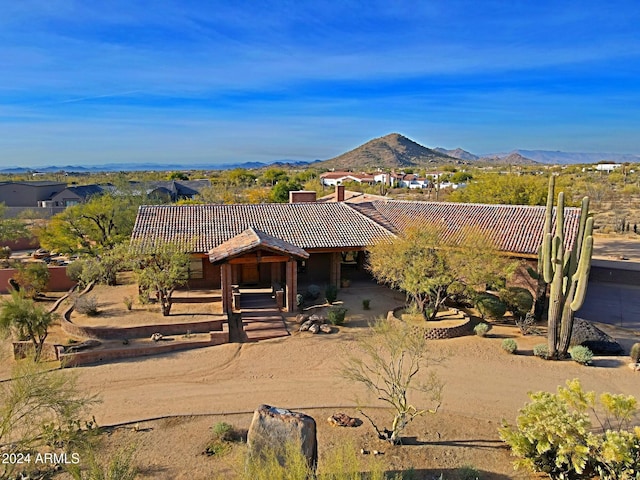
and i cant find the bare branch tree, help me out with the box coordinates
[342,318,443,444]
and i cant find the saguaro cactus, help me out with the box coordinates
[541,176,594,359]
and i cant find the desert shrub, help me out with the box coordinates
[569,345,593,366]
[362,298,371,310]
[245,441,312,480]
[13,262,50,297]
[67,445,138,480]
[325,284,338,304]
[533,343,550,359]
[204,422,241,457]
[499,379,640,479]
[474,293,507,320]
[498,287,534,317]
[327,306,347,325]
[502,338,518,354]
[296,293,304,310]
[631,342,640,363]
[458,465,481,480]
[74,295,99,316]
[305,284,321,300]
[0,246,11,260]
[474,322,491,337]
[123,296,133,311]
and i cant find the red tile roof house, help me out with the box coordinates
[131,200,580,315]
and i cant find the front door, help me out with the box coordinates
[241,263,260,285]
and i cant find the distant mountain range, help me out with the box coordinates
[2,134,638,174]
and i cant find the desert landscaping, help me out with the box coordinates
[2,266,639,479]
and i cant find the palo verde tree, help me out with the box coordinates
[367,225,516,320]
[0,291,57,361]
[0,361,99,479]
[0,203,29,243]
[37,193,142,255]
[342,318,443,444]
[541,176,594,359]
[129,239,191,316]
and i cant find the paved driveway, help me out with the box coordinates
[579,282,640,331]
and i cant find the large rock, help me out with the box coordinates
[247,404,317,472]
[570,318,624,355]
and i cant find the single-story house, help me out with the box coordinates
[131,198,581,314]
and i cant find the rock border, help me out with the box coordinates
[387,306,476,340]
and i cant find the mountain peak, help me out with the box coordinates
[317,133,458,170]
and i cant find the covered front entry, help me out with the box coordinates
[209,228,309,314]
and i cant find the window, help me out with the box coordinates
[189,258,204,279]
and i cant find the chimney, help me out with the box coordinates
[289,190,317,203]
[336,185,345,202]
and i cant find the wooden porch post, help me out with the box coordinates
[329,252,341,289]
[220,263,233,314]
[285,259,298,312]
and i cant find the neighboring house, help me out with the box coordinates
[127,180,211,202]
[131,198,581,314]
[320,172,376,186]
[49,184,114,207]
[0,181,66,207]
[595,163,622,173]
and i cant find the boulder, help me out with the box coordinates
[309,323,320,334]
[327,412,359,427]
[319,324,333,334]
[299,320,313,332]
[295,314,310,324]
[570,318,624,355]
[247,404,317,471]
[151,332,163,342]
[309,314,325,323]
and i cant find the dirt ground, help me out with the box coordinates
[2,279,640,480]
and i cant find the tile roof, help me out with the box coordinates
[208,227,310,263]
[347,200,581,256]
[131,202,394,253]
[131,200,582,257]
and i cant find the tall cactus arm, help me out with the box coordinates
[543,175,555,236]
[574,197,590,255]
[569,233,594,312]
[555,192,565,241]
[543,233,554,283]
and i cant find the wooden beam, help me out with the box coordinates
[228,255,289,265]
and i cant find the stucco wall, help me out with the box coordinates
[0,266,76,293]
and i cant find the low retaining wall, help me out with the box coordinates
[57,326,229,368]
[12,341,59,361]
[388,306,476,340]
[61,309,226,341]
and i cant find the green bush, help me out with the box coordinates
[325,284,338,304]
[499,379,640,479]
[501,338,518,354]
[362,299,370,310]
[204,422,240,457]
[474,322,491,337]
[327,306,347,325]
[498,287,534,317]
[474,293,507,320]
[533,343,550,360]
[458,465,481,480]
[631,342,640,363]
[569,345,593,366]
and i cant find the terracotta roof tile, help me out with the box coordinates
[347,200,581,256]
[208,227,309,262]
[131,200,581,257]
[131,203,394,253]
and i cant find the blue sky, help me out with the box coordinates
[1,0,640,167]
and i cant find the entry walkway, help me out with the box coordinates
[239,289,290,342]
